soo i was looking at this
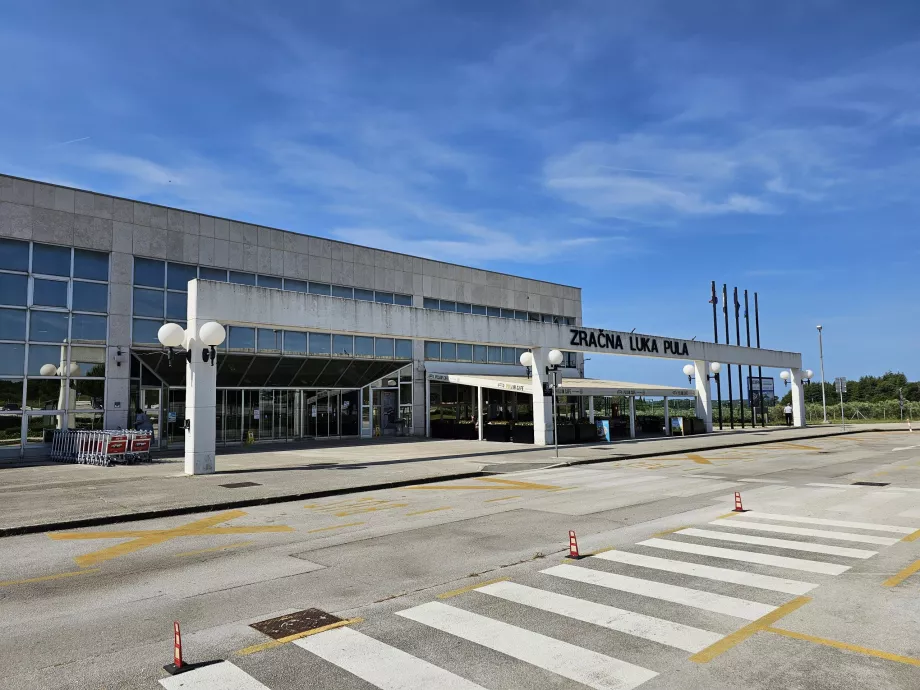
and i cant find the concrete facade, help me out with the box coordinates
[0,174,583,455]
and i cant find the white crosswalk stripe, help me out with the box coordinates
[738,511,917,534]
[295,626,488,689]
[159,661,270,689]
[543,563,776,620]
[397,601,658,690]
[593,549,817,594]
[676,528,877,558]
[476,580,723,653]
[709,520,901,545]
[638,537,850,575]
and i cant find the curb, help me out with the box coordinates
[0,471,486,538]
[0,426,897,537]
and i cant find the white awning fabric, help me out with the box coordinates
[426,373,697,398]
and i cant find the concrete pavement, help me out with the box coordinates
[0,424,912,536]
[2,431,920,688]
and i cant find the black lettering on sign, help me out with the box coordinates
[614,334,622,349]
[579,331,588,346]
[570,329,580,346]
[588,332,597,348]
[682,342,689,356]
[664,341,672,354]
[629,336,636,351]
[651,339,659,353]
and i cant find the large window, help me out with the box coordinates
[0,240,108,446]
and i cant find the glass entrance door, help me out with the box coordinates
[328,391,340,437]
[316,391,330,438]
[140,387,162,447]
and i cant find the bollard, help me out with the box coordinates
[733,492,747,512]
[163,621,187,675]
[568,530,581,559]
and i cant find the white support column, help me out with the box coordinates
[425,377,431,438]
[790,367,807,428]
[184,285,217,475]
[530,347,554,446]
[588,396,595,424]
[663,396,670,436]
[628,396,636,439]
[694,360,714,432]
[477,386,484,441]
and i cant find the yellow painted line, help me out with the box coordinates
[882,559,920,587]
[901,529,920,543]
[437,578,509,599]
[775,443,822,451]
[685,454,713,465]
[405,477,560,492]
[49,510,294,568]
[406,507,452,516]
[307,521,365,534]
[690,596,811,663]
[651,526,691,537]
[716,512,739,519]
[173,541,254,558]
[0,568,101,587]
[765,627,920,667]
[335,503,409,517]
[485,495,521,502]
[235,618,363,656]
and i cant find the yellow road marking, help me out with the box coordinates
[335,503,409,516]
[685,454,713,465]
[651,526,690,537]
[307,522,365,534]
[882,559,920,587]
[406,507,452,516]
[49,510,294,567]
[774,443,822,451]
[235,618,363,656]
[765,627,920,667]
[173,541,254,558]
[437,578,509,599]
[901,529,920,543]
[485,495,521,502]
[405,477,560,491]
[0,568,101,587]
[716,512,739,519]
[690,596,811,663]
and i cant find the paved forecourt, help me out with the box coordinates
[157,437,920,690]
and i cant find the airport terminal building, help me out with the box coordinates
[0,174,806,461]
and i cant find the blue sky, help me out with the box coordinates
[2,1,918,387]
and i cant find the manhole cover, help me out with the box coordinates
[251,608,343,639]
[219,481,261,488]
[851,481,889,487]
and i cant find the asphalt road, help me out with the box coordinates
[2,431,920,689]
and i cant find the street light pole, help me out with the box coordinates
[817,325,828,424]
[551,370,559,459]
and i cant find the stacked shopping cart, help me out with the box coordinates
[50,430,153,466]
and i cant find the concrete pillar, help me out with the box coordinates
[184,325,217,475]
[663,397,670,436]
[628,396,636,438]
[477,386,484,441]
[694,360,714,432]
[588,396,595,424]
[790,367,807,428]
[530,347,554,446]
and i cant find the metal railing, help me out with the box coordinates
[50,430,153,466]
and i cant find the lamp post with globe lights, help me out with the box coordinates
[528,349,565,458]
[157,320,227,474]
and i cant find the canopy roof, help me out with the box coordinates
[427,373,696,397]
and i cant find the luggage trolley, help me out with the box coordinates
[125,431,152,463]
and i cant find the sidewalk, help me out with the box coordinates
[0,424,907,536]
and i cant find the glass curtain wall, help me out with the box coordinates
[0,239,108,452]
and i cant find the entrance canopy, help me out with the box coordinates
[427,373,697,398]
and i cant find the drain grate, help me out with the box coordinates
[219,481,261,488]
[251,608,343,639]
[851,481,889,487]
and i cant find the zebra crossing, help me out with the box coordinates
[160,508,916,690]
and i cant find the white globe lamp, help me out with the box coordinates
[682,364,694,377]
[710,362,722,374]
[39,363,58,376]
[519,351,534,367]
[548,349,564,366]
[157,322,185,348]
[805,369,814,380]
[199,321,227,347]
